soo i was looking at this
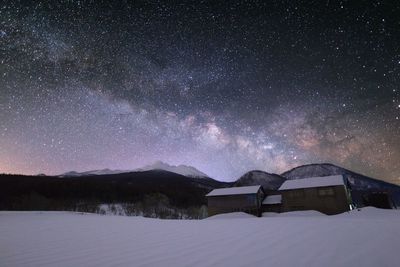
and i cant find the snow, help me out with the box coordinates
[263,210,325,217]
[279,175,345,190]
[1,208,400,267]
[97,203,127,216]
[59,161,208,178]
[281,164,345,179]
[206,185,261,196]
[59,168,128,177]
[136,160,209,178]
[262,194,282,204]
[60,161,209,178]
[207,212,255,219]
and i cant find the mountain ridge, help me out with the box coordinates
[234,163,399,191]
[59,161,209,179]
[234,163,400,206]
[234,170,285,191]
[135,161,209,178]
[2,163,399,215]
[281,163,400,189]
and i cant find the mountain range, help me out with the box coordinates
[236,163,399,191]
[60,161,399,193]
[59,161,209,178]
[2,162,399,216]
[235,163,400,207]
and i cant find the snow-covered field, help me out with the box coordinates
[1,208,399,267]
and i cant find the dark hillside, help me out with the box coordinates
[0,171,230,218]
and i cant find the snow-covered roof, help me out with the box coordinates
[206,185,262,197]
[279,175,345,190]
[262,195,282,205]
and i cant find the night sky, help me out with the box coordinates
[1,1,399,183]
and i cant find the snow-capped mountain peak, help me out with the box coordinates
[59,161,209,178]
[59,168,128,177]
[135,161,209,178]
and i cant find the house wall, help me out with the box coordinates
[207,190,264,217]
[280,185,350,215]
[261,204,281,213]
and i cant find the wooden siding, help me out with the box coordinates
[280,185,351,215]
[207,189,264,217]
[261,204,281,213]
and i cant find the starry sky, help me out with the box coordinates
[1,1,399,183]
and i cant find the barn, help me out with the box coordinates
[206,185,265,217]
[278,175,352,215]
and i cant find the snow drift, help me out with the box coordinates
[1,208,399,267]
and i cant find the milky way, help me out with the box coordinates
[1,1,399,183]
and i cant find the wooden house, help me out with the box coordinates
[206,185,265,217]
[278,175,352,215]
[261,194,282,213]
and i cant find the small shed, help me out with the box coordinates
[278,175,352,215]
[206,185,264,217]
[262,194,282,213]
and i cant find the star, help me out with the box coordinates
[0,1,398,184]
